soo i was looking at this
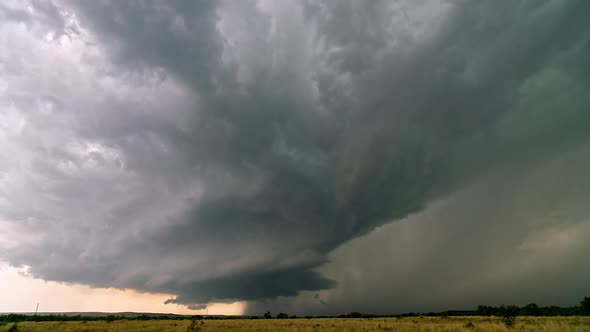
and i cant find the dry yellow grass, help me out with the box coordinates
[2,316,590,332]
[0,319,190,332]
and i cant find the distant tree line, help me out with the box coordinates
[332,297,590,319]
[476,297,590,317]
[0,314,207,323]
[2,296,589,323]
[337,296,590,319]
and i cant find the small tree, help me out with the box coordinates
[263,311,272,319]
[581,297,590,315]
[277,313,289,319]
[521,303,540,316]
[477,305,496,316]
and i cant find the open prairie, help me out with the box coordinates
[2,317,590,332]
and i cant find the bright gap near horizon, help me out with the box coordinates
[0,264,245,315]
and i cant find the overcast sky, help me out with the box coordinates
[1,0,589,315]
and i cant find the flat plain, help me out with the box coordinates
[2,316,590,332]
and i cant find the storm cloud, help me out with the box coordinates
[1,0,589,312]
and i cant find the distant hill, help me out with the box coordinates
[2,312,237,318]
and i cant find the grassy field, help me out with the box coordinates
[2,316,590,332]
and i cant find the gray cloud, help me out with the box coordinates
[1,0,589,312]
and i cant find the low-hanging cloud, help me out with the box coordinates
[1,0,589,311]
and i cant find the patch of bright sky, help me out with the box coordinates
[0,263,245,315]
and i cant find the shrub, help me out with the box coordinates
[499,305,519,328]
